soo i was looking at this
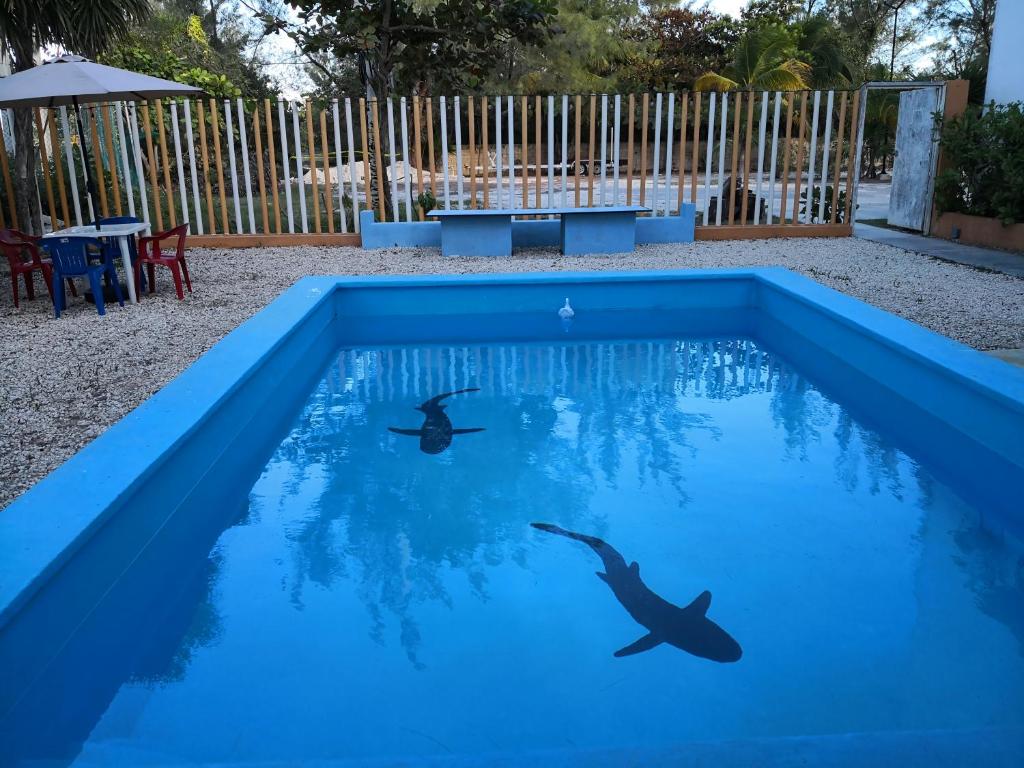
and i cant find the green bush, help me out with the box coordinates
[934,102,1024,225]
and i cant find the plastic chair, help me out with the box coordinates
[40,236,123,318]
[92,215,146,292]
[0,229,56,308]
[136,224,191,300]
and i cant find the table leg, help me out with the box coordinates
[118,237,138,304]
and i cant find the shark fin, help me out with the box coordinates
[614,633,662,658]
[388,428,423,436]
[686,590,712,616]
[595,571,609,583]
[451,427,486,435]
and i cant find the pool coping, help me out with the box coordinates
[2,267,1023,631]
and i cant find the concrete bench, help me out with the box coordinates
[429,206,651,257]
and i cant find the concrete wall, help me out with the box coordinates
[985,0,1024,105]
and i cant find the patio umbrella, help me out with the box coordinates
[0,54,203,229]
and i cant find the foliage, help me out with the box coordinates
[799,184,851,224]
[416,190,437,216]
[622,5,740,92]
[923,0,996,104]
[694,24,811,91]
[933,102,1024,225]
[260,0,558,98]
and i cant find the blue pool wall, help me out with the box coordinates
[358,205,697,250]
[2,268,1023,718]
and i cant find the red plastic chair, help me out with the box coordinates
[135,224,192,300]
[1,229,55,308]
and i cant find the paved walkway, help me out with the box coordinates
[854,223,1024,279]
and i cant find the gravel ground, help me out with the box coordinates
[3,236,1023,508]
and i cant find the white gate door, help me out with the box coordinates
[888,87,942,231]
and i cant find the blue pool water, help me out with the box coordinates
[5,332,1024,765]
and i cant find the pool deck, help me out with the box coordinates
[2,236,1024,509]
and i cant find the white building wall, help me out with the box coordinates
[985,0,1024,105]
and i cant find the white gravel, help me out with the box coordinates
[2,236,1023,508]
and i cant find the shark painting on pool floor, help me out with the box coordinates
[388,388,486,455]
[531,523,742,663]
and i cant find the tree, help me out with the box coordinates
[923,0,996,102]
[694,25,811,91]
[0,0,149,233]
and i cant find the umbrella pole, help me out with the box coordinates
[73,97,101,230]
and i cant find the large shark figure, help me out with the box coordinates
[388,388,485,455]
[531,523,742,663]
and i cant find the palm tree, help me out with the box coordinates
[694,26,811,92]
[0,0,149,233]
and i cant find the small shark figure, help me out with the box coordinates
[531,523,742,663]
[388,388,485,455]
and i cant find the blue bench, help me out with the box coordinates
[429,206,651,257]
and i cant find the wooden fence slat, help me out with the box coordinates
[371,99,386,222]
[359,98,371,222]
[413,95,425,217]
[574,95,582,208]
[740,92,754,225]
[278,100,294,232]
[844,89,861,223]
[677,93,688,212]
[88,108,109,217]
[728,92,742,225]
[210,99,230,233]
[253,107,269,234]
[690,92,701,207]
[831,91,848,224]
[170,102,190,230]
[155,100,176,227]
[588,94,597,206]
[47,110,71,225]
[792,92,807,225]
[142,104,162,230]
[319,109,334,232]
[100,105,122,216]
[780,94,794,222]
[34,110,58,227]
[306,100,322,232]
[196,101,216,233]
[344,98,359,230]
[265,100,281,233]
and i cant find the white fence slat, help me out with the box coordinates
[598,94,608,206]
[715,92,728,225]
[278,100,294,233]
[333,99,349,232]
[113,103,136,219]
[128,104,148,226]
[237,98,256,233]
[652,93,663,215]
[612,94,621,206]
[453,96,464,208]
[344,98,359,232]
[169,102,190,230]
[663,92,675,216]
[183,100,203,233]
[506,95,515,209]
[548,95,556,210]
[806,90,821,224]
[225,100,244,233]
[387,97,400,220]
[561,94,569,207]
[495,96,503,208]
[818,90,834,224]
[753,92,768,225]
[59,107,83,226]
[78,111,95,222]
[703,93,715,224]
[291,101,307,233]
[770,92,782,225]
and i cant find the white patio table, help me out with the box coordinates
[43,221,151,304]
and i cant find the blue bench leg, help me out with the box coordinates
[561,211,638,254]
[441,216,512,257]
[87,270,106,316]
[53,270,64,319]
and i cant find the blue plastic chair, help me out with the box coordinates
[41,236,124,318]
[92,215,146,292]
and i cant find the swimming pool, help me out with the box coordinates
[2,269,1023,766]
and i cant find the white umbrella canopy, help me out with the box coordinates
[0,54,202,108]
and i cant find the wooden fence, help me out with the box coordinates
[1,88,862,246]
